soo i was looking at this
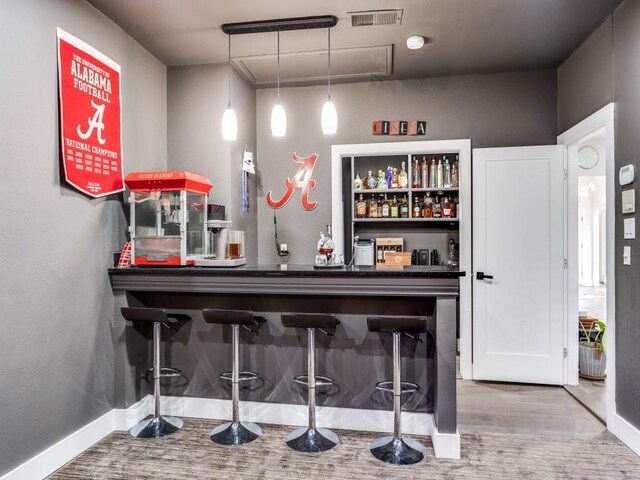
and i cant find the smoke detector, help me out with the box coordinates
[347,9,403,27]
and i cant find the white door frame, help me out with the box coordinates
[557,103,615,426]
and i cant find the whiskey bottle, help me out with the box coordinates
[450,197,457,218]
[421,157,428,188]
[390,195,399,218]
[400,195,409,218]
[429,156,437,188]
[368,197,378,218]
[382,194,390,218]
[354,171,363,191]
[412,197,421,218]
[433,196,442,218]
[412,158,420,188]
[452,155,459,187]
[399,161,408,189]
[442,196,451,218]
[391,168,399,189]
[444,158,452,188]
[422,193,433,218]
[355,194,366,218]
[377,195,383,216]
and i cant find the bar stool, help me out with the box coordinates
[120,307,191,439]
[281,313,340,453]
[367,316,428,465]
[202,309,266,446]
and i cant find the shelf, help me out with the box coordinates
[354,188,409,194]
[353,187,458,195]
[353,218,459,223]
[411,187,459,193]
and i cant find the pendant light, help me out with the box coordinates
[271,30,287,137]
[221,34,237,141]
[321,27,337,135]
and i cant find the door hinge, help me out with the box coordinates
[563,258,568,269]
[563,347,568,358]
[563,169,568,180]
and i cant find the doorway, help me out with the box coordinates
[557,104,615,427]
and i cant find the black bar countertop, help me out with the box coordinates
[108,264,465,278]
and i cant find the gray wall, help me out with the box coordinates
[0,0,167,475]
[557,0,640,431]
[168,64,258,260]
[256,70,558,264]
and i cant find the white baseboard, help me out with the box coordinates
[161,395,460,459]
[113,395,154,431]
[612,412,640,456]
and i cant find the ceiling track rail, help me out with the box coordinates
[221,15,338,35]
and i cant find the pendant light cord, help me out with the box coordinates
[227,34,232,108]
[327,27,331,100]
[276,30,281,103]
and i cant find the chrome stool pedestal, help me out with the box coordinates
[203,309,264,446]
[367,316,428,466]
[121,307,190,439]
[282,313,340,453]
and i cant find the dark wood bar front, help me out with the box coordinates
[109,265,463,458]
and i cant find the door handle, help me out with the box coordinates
[476,272,494,280]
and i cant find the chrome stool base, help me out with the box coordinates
[369,435,426,465]
[129,415,183,439]
[286,427,339,453]
[210,421,262,446]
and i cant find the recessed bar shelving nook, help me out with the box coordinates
[331,140,472,380]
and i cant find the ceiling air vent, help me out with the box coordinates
[348,9,403,27]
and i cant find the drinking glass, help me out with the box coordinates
[227,230,244,259]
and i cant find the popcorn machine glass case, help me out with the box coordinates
[124,171,213,266]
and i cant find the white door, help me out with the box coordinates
[473,145,565,384]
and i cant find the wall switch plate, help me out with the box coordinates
[624,218,636,239]
[622,189,636,214]
[624,246,631,265]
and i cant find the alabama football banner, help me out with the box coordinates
[57,28,123,198]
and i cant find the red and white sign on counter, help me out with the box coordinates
[57,28,123,198]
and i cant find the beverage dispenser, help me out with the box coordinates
[124,171,212,266]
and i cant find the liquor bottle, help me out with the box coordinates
[400,195,409,218]
[377,170,388,190]
[355,194,366,218]
[382,194,390,218]
[452,155,459,187]
[442,196,451,218]
[354,171,363,190]
[444,158,452,188]
[433,196,442,218]
[422,193,433,218]
[412,158,420,188]
[366,170,377,190]
[437,158,444,189]
[368,197,378,218]
[399,161,408,189]
[377,194,383,216]
[385,166,393,189]
[450,197,457,218]
[391,168,399,189]
[429,156,437,188]
[412,197,421,218]
[421,157,428,188]
[390,195,399,218]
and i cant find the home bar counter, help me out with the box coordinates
[108,265,463,458]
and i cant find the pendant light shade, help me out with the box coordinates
[271,30,287,137]
[221,105,238,141]
[221,35,237,141]
[321,27,338,135]
[321,100,337,134]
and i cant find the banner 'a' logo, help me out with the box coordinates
[266,153,318,210]
[77,100,107,145]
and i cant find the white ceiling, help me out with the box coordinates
[86,0,622,86]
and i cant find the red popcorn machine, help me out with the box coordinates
[124,171,212,266]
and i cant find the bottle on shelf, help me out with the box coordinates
[433,196,442,218]
[422,193,433,218]
[391,168,399,189]
[354,171,363,191]
[400,195,409,218]
[450,197,457,218]
[442,196,451,218]
[412,196,421,218]
[355,194,366,218]
[452,155,459,187]
[377,170,388,190]
[421,156,428,188]
[377,195,383,216]
[368,196,378,218]
[437,158,444,189]
[390,195,399,218]
[385,166,393,189]
[399,161,408,189]
[429,156,437,188]
[366,170,377,190]
[412,158,420,188]
[381,194,390,218]
[444,157,452,188]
